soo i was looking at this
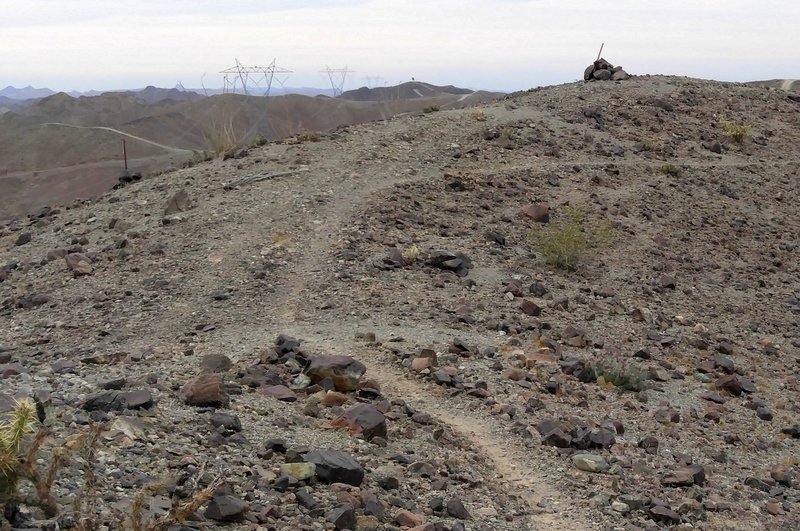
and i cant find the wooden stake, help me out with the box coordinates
[596,43,605,62]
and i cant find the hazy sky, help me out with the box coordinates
[1,0,797,92]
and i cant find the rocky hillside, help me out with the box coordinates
[0,84,501,222]
[1,75,799,530]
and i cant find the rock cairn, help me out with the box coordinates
[584,58,629,81]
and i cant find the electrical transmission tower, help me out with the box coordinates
[220,58,292,96]
[320,66,354,96]
[362,76,383,89]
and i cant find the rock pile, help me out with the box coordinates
[584,58,629,81]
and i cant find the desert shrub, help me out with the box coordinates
[401,244,419,264]
[472,110,487,122]
[640,140,655,151]
[204,102,243,157]
[527,206,612,271]
[127,471,222,531]
[0,399,64,520]
[423,105,440,113]
[297,130,321,142]
[581,358,649,392]
[500,126,515,139]
[660,164,682,177]
[184,150,213,168]
[250,133,268,147]
[719,117,751,142]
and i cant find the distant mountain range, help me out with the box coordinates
[0,84,342,102]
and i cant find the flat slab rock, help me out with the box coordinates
[304,449,365,486]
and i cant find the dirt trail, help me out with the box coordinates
[43,122,192,153]
[281,322,594,530]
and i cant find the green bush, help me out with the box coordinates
[527,206,612,271]
[423,105,440,114]
[581,358,649,392]
[250,133,268,147]
[660,164,682,177]
[719,117,751,143]
[297,130,321,142]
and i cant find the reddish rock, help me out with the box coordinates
[519,299,542,316]
[561,325,587,348]
[65,253,93,275]
[520,203,550,223]
[503,368,528,381]
[181,373,229,407]
[661,465,706,487]
[766,501,784,516]
[259,385,297,402]
[410,357,433,372]
[331,403,387,440]
[322,391,349,407]
[394,509,425,527]
[46,249,68,261]
[1,363,28,379]
[307,355,366,392]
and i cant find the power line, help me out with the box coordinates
[220,58,293,96]
[320,66,354,97]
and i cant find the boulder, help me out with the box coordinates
[306,355,366,392]
[331,403,387,440]
[164,188,191,216]
[304,449,365,486]
[65,253,93,275]
[204,494,249,522]
[181,373,229,407]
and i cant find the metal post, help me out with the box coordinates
[122,139,128,170]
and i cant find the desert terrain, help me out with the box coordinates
[0,83,498,222]
[1,74,799,530]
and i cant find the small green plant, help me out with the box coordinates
[401,244,419,264]
[423,105,440,113]
[1,399,63,520]
[719,117,751,143]
[297,130,321,142]
[660,164,682,177]
[500,126,515,139]
[250,133,268,147]
[184,150,213,168]
[581,358,649,392]
[527,206,612,271]
[640,140,654,151]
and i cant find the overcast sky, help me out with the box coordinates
[1,0,797,92]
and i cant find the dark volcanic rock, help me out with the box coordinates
[326,504,356,530]
[304,449,365,486]
[204,494,249,522]
[14,232,31,246]
[82,391,126,412]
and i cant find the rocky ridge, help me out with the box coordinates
[1,75,799,530]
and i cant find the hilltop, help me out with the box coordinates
[0,75,799,530]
